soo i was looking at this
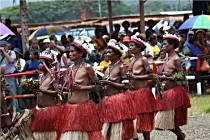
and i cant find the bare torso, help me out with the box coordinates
[162,53,180,90]
[128,56,149,90]
[103,62,124,96]
[37,74,57,108]
[68,63,91,104]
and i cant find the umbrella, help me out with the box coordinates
[179,15,210,30]
[0,22,15,36]
[28,26,68,40]
[153,18,176,34]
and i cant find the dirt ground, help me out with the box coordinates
[138,115,210,140]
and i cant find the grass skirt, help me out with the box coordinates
[126,88,156,132]
[59,100,105,140]
[97,93,136,123]
[155,85,191,130]
[97,93,136,139]
[30,105,62,132]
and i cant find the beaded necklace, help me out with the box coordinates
[69,62,84,97]
[105,60,120,80]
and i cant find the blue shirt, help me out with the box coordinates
[0,50,16,74]
[23,60,39,79]
[187,44,201,67]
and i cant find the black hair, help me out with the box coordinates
[149,34,157,42]
[61,35,67,40]
[164,38,179,49]
[130,35,146,52]
[68,35,73,38]
[30,49,39,59]
[50,35,56,41]
[189,36,198,44]
[71,44,87,58]
[183,14,189,21]
[31,38,38,42]
[5,19,11,24]
[114,24,120,28]
[95,28,101,34]
[122,21,130,27]
[147,19,154,25]
[107,46,122,58]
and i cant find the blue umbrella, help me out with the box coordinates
[28,26,68,40]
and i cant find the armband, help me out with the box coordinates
[122,80,129,84]
[172,72,185,81]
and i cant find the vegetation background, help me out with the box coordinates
[0,0,192,24]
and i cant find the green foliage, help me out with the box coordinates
[0,0,192,24]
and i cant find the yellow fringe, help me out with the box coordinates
[155,110,175,130]
[60,131,88,140]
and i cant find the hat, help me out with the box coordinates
[123,36,130,43]
[0,41,7,46]
[195,30,205,34]
[107,40,123,54]
[13,48,22,56]
[65,46,71,52]
[163,34,180,42]
[119,31,126,36]
[71,36,94,54]
[130,34,147,49]
[41,38,50,44]
[188,31,194,35]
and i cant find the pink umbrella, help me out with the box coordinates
[0,22,15,36]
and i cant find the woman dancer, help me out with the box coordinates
[126,35,156,140]
[155,34,191,140]
[29,51,62,140]
[59,36,105,140]
[97,40,136,140]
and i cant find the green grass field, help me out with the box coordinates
[189,95,210,116]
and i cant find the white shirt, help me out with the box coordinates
[15,58,26,71]
[141,43,154,63]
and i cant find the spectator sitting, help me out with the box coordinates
[122,36,133,65]
[122,20,132,37]
[146,19,156,39]
[99,49,111,72]
[132,21,141,35]
[14,48,25,72]
[60,34,69,47]
[23,49,39,80]
[67,35,73,44]
[184,31,194,48]
[176,33,190,57]
[196,30,210,55]
[188,36,202,70]
[149,34,160,61]
[111,24,120,42]
[24,38,40,61]
[92,28,107,55]
[206,30,210,47]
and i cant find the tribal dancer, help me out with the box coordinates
[59,36,105,140]
[97,40,136,140]
[126,35,156,140]
[29,51,62,140]
[155,34,191,140]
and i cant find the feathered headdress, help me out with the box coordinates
[71,30,94,54]
[130,32,147,49]
[107,39,124,54]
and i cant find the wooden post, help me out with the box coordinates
[139,0,145,34]
[20,0,28,54]
[107,0,113,37]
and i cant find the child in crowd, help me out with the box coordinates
[156,50,166,75]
